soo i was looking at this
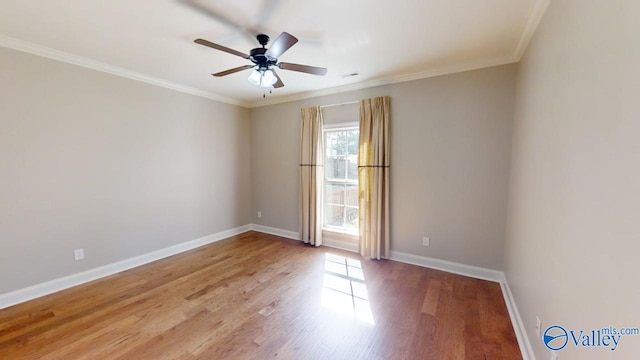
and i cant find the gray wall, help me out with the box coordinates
[506,0,640,358]
[0,47,251,294]
[251,64,516,270]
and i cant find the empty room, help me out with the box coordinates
[1,1,638,359]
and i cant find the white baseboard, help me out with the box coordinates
[1,222,533,360]
[0,224,252,310]
[321,230,359,253]
[389,250,504,283]
[249,224,359,253]
[500,274,535,360]
[250,224,299,240]
[388,250,532,359]
[248,225,503,283]
[322,238,359,253]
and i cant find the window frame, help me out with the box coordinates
[322,122,359,235]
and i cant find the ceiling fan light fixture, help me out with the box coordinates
[248,69,277,88]
[262,69,277,87]
[247,69,262,86]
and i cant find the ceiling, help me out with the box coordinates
[0,0,547,107]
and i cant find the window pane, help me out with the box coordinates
[327,205,345,226]
[345,184,358,206]
[325,156,335,179]
[323,127,359,233]
[327,183,345,205]
[348,130,359,155]
[345,207,358,229]
[347,155,358,180]
[326,156,346,179]
[326,132,346,156]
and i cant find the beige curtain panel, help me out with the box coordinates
[299,106,324,246]
[358,96,391,259]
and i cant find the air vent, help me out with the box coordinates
[339,72,359,78]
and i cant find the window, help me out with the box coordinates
[323,125,359,233]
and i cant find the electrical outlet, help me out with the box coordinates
[422,237,430,246]
[74,249,85,261]
[257,211,262,218]
[536,316,542,337]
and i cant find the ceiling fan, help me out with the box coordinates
[194,32,327,89]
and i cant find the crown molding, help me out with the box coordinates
[513,0,551,61]
[253,0,553,110]
[247,55,517,108]
[0,35,248,107]
[2,0,548,112]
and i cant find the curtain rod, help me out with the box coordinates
[319,101,359,109]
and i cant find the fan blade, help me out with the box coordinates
[255,0,282,30]
[271,68,285,88]
[278,62,327,76]
[213,65,254,77]
[179,0,257,43]
[194,39,250,59]
[265,32,298,60]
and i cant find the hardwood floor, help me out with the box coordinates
[0,231,521,359]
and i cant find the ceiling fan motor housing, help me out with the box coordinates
[250,47,277,70]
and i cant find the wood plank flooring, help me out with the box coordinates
[0,231,522,359]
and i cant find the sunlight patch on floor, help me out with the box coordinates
[321,253,375,325]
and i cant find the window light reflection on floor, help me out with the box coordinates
[321,253,375,325]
